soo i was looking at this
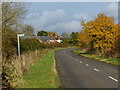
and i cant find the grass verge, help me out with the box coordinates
[74,49,120,66]
[20,49,61,88]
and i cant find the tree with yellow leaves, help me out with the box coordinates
[78,14,118,58]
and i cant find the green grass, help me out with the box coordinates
[18,47,76,88]
[20,49,61,88]
[74,49,120,66]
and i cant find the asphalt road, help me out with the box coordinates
[55,48,118,88]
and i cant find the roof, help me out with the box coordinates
[21,36,56,42]
[21,36,37,39]
[37,36,55,42]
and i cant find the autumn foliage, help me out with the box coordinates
[78,14,119,58]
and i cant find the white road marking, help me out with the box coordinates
[79,61,82,63]
[108,76,118,82]
[94,68,99,72]
[85,64,89,66]
[76,59,77,61]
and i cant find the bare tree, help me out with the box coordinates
[23,25,35,36]
[2,2,26,30]
[2,2,26,57]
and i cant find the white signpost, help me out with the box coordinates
[17,34,25,57]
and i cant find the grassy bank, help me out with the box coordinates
[18,47,76,88]
[20,49,61,88]
[74,49,120,66]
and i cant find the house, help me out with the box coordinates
[56,39,62,43]
[21,36,62,43]
[37,36,56,43]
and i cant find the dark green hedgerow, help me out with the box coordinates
[20,38,46,52]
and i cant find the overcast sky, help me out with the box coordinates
[23,2,118,35]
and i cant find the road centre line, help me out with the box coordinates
[108,76,118,82]
[79,61,82,63]
[63,50,118,84]
[94,68,99,72]
[85,64,89,66]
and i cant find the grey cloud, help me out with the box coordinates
[25,9,67,27]
[24,9,86,35]
[46,21,81,35]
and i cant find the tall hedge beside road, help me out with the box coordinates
[2,2,25,88]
